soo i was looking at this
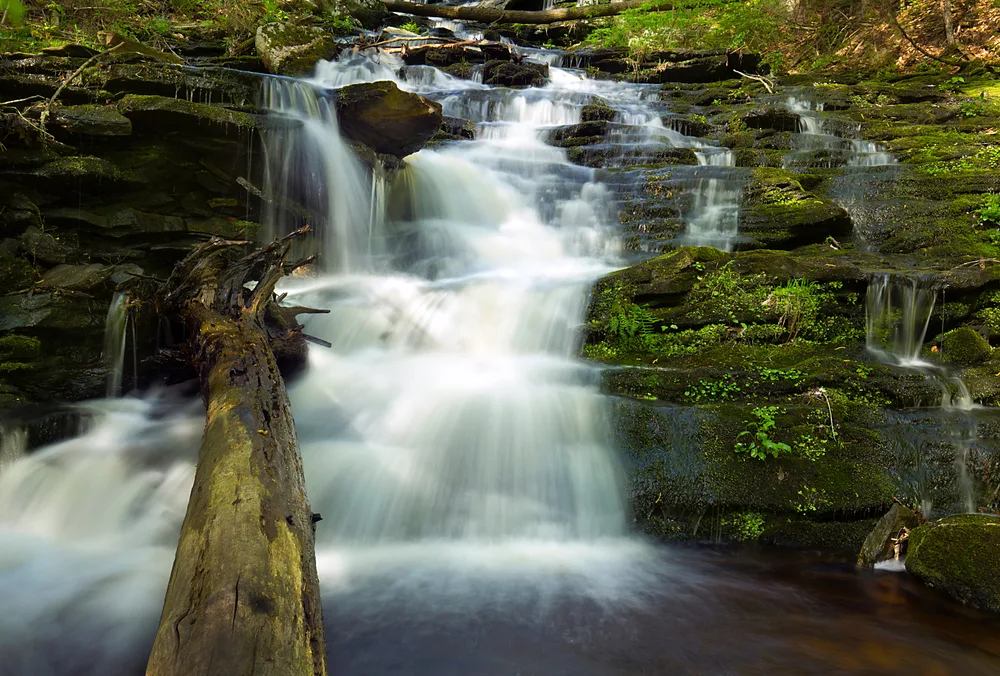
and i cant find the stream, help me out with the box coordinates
[1,25,999,676]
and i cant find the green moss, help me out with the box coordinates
[0,251,36,290]
[939,326,993,365]
[0,334,41,372]
[906,514,1000,613]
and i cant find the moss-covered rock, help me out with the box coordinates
[481,59,548,88]
[48,105,132,138]
[581,98,615,122]
[740,168,852,249]
[117,95,259,136]
[0,250,36,290]
[255,22,335,76]
[322,0,388,29]
[906,514,1000,613]
[939,326,993,365]
[336,81,442,157]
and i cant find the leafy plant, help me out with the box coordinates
[735,406,792,460]
[977,194,1000,226]
[400,20,423,34]
[726,511,766,541]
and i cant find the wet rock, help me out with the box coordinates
[19,227,74,266]
[548,120,609,147]
[481,59,548,88]
[255,22,335,76]
[48,105,132,138]
[906,514,1000,613]
[40,44,100,58]
[38,264,112,292]
[939,327,992,365]
[581,98,615,122]
[31,156,137,188]
[186,217,259,238]
[432,116,476,143]
[0,250,36,290]
[857,503,920,568]
[743,108,801,132]
[740,169,852,249]
[335,81,442,157]
[117,94,258,136]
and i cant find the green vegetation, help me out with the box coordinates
[0,335,41,372]
[735,406,792,460]
[725,511,766,541]
[977,194,1000,226]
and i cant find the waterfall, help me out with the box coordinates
[680,149,741,251]
[865,273,977,514]
[0,424,26,474]
[102,292,130,397]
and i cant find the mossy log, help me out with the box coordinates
[146,229,326,676]
[381,0,713,24]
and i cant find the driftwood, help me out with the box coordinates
[146,229,327,676]
[381,0,693,24]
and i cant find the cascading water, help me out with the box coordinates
[865,273,977,514]
[102,291,130,397]
[680,149,741,251]
[0,424,26,473]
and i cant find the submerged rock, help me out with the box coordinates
[335,81,442,157]
[255,22,335,76]
[906,514,1000,613]
[857,503,920,568]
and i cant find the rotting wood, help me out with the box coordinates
[146,228,327,676]
[380,0,711,25]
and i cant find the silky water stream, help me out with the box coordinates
[0,49,998,675]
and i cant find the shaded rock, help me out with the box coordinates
[40,44,100,58]
[38,264,112,292]
[255,22,335,76]
[19,227,74,265]
[481,59,548,88]
[939,327,992,365]
[431,116,476,143]
[186,217,259,238]
[906,514,1000,613]
[335,81,442,157]
[0,250,36,290]
[31,156,136,188]
[743,108,800,132]
[857,503,920,568]
[45,208,109,230]
[324,0,388,29]
[0,293,102,331]
[117,94,258,136]
[48,105,132,138]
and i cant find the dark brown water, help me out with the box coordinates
[326,546,1000,676]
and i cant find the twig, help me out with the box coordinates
[733,69,774,94]
[40,42,126,130]
[0,95,45,107]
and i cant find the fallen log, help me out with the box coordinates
[382,0,700,24]
[146,229,327,676]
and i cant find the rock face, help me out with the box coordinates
[324,0,388,28]
[335,81,442,157]
[255,22,335,76]
[906,515,1000,613]
[857,504,920,568]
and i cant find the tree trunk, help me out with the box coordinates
[146,232,326,676]
[941,0,956,48]
[381,0,700,24]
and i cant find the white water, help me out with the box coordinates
[785,94,896,168]
[101,291,130,397]
[680,149,741,251]
[0,47,687,673]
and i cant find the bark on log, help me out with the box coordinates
[382,0,693,24]
[146,231,326,676]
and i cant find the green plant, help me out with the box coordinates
[0,0,25,25]
[684,374,741,402]
[940,76,966,94]
[977,194,1000,226]
[400,20,423,34]
[735,405,792,460]
[794,485,829,514]
[726,511,766,541]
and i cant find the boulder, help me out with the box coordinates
[335,81,442,157]
[906,514,1000,613]
[739,169,852,249]
[19,227,74,266]
[548,120,609,147]
[939,327,992,366]
[581,98,615,122]
[322,0,388,29]
[255,22,335,76]
[481,60,548,88]
[857,503,920,568]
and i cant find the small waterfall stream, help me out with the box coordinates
[865,273,977,514]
